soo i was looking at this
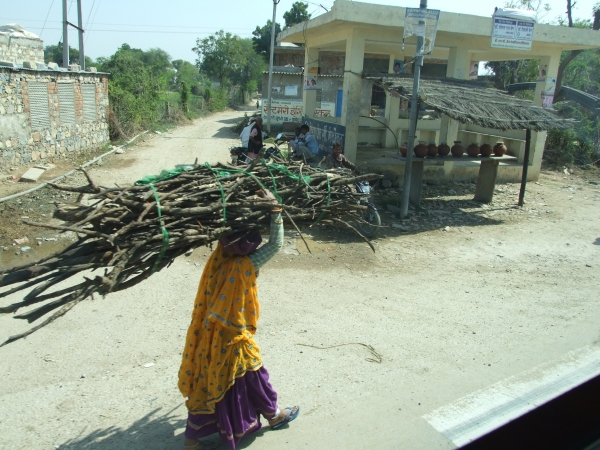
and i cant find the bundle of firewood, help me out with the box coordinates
[0,158,381,345]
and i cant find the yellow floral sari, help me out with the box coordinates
[178,243,262,414]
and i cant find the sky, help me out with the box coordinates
[3,0,598,64]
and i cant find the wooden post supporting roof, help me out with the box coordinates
[518,129,532,207]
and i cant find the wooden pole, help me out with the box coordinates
[518,129,531,206]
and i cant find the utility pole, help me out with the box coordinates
[62,0,69,68]
[400,0,427,219]
[77,0,85,70]
[266,0,280,133]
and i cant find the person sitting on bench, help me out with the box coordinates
[287,127,301,154]
[296,124,319,162]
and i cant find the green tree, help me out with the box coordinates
[44,43,94,67]
[97,44,168,136]
[180,81,189,113]
[485,59,539,91]
[140,48,173,76]
[171,59,205,94]
[193,30,248,87]
[232,39,266,102]
[252,20,282,58]
[283,1,311,28]
[553,1,600,102]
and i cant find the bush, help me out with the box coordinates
[204,87,228,112]
[545,129,598,168]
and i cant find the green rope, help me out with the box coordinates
[135,166,193,186]
[263,161,283,203]
[203,162,287,213]
[261,162,311,184]
[149,183,170,273]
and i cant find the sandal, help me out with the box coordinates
[182,440,219,450]
[270,406,300,430]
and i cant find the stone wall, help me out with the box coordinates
[0,68,109,168]
[0,35,44,65]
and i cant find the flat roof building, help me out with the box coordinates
[277,0,599,182]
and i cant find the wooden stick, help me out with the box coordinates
[283,209,312,254]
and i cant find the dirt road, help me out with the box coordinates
[1,109,599,450]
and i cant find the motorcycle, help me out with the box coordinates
[336,169,381,238]
[352,179,381,238]
[229,138,287,166]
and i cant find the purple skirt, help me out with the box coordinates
[185,366,278,450]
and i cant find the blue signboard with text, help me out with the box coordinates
[301,116,346,157]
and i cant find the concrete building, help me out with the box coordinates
[276,0,599,182]
[0,25,109,169]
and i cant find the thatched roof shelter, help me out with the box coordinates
[368,75,573,132]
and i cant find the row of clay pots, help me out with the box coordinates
[399,141,508,158]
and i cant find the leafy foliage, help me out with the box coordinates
[97,44,169,137]
[485,59,539,91]
[232,39,265,102]
[545,128,597,167]
[193,30,248,87]
[193,31,264,105]
[252,20,282,58]
[172,59,206,95]
[44,43,94,68]
[283,2,311,28]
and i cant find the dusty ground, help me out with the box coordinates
[0,108,599,450]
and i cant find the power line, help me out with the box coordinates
[84,0,96,29]
[34,27,254,36]
[85,0,101,44]
[39,0,56,38]
[0,18,250,30]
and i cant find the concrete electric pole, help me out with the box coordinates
[266,0,281,133]
[400,0,427,219]
[61,0,86,69]
[62,0,69,68]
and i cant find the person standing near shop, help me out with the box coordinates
[247,117,264,159]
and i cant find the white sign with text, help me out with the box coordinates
[491,9,535,51]
[262,99,303,124]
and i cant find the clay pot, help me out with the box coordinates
[467,143,480,157]
[493,141,507,157]
[427,142,438,157]
[438,142,450,157]
[399,141,408,157]
[451,141,464,157]
[414,141,428,158]
[480,143,493,157]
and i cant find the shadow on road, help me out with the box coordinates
[594,238,600,245]
[57,406,281,450]
[58,407,186,450]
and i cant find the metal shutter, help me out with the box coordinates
[28,82,50,130]
[58,83,76,125]
[82,84,97,122]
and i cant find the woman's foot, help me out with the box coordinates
[267,406,300,429]
[182,438,218,450]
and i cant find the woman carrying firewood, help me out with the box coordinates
[178,190,300,450]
